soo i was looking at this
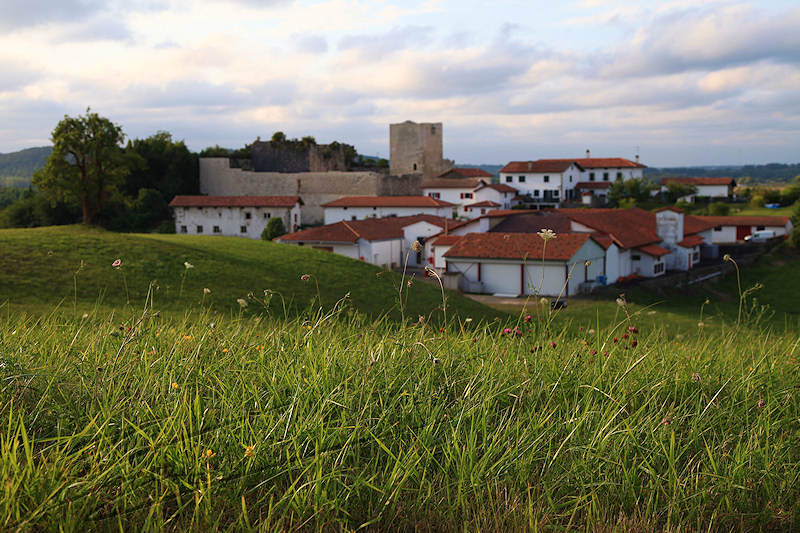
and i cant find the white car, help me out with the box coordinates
[744,230,776,243]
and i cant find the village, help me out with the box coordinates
[168,120,793,298]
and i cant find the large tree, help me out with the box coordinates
[123,131,199,203]
[33,108,130,224]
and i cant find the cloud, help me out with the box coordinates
[53,16,133,43]
[293,33,327,54]
[0,61,39,91]
[123,79,298,110]
[338,25,435,61]
[0,0,104,30]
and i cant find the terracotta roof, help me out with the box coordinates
[278,214,450,243]
[477,183,518,193]
[575,181,612,189]
[169,195,302,208]
[677,235,704,248]
[444,232,596,261]
[421,177,486,189]
[488,212,573,235]
[557,208,661,249]
[661,177,735,186]
[684,215,718,234]
[486,209,538,217]
[465,200,501,208]
[654,206,684,213]
[438,167,493,178]
[501,160,578,173]
[696,215,791,227]
[637,244,671,257]
[591,233,614,249]
[431,235,463,246]
[321,196,455,208]
[559,157,646,169]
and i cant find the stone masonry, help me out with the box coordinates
[389,121,453,180]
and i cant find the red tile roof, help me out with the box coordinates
[661,177,735,186]
[653,206,684,213]
[431,235,463,246]
[501,160,578,173]
[696,215,791,227]
[590,233,614,249]
[421,177,486,189]
[477,183,518,193]
[566,157,646,169]
[488,212,573,235]
[575,181,612,189]
[169,195,302,208]
[677,235,704,248]
[278,215,451,243]
[321,196,455,208]
[683,215,718,234]
[465,200,501,208]
[637,244,671,257]
[486,209,538,217]
[438,167,493,178]
[444,232,596,261]
[557,208,661,249]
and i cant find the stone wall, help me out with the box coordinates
[389,121,450,180]
[250,141,350,172]
[199,158,422,225]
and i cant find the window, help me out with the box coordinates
[616,172,623,179]
[654,262,665,274]
[480,208,486,214]
[213,225,220,233]
[197,225,203,233]
[431,126,436,134]
[351,216,357,220]
[218,211,222,217]
[756,225,765,231]
[589,172,595,181]
[428,192,441,199]
[603,172,609,181]
[533,190,540,197]
[240,225,247,233]
[264,212,270,219]
[413,163,417,171]
[294,213,298,222]
[459,192,473,199]
[632,254,641,261]
[180,225,187,233]
[543,175,549,183]
[505,175,513,183]
[569,175,572,182]
[519,175,526,183]
[714,226,722,232]
[245,212,251,220]
[553,189,560,197]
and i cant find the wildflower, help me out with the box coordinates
[473,337,478,343]
[222,348,228,353]
[630,340,638,348]
[757,398,766,408]
[613,337,619,343]
[602,351,608,356]
[588,329,595,334]
[537,228,557,241]
[184,261,194,269]
[81,313,88,319]
[237,298,248,308]
[616,297,626,307]
[424,265,436,276]
[183,335,191,340]
[418,316,425,323]
[647,310,656,315]
[692,373,701,382]
[540,297,549,306]
[590,349,597,356]
[628,326,638,334]
[171,382,179,390]
[524,315,531,323]
[549,341,557,348]
[622,333,629,339]
[704,298,710,305]
[584,260,591,267]
[697,321,705,328]
[244,445,255,458]
[205,449,216,459]
[531,346,540,352]
[432,357,440,365]
[407,279,413,287]
[723,254,731,262]
[300,274,310,281]
[502,328,512,336]
[465,317,473,323]
[411,241,421,252]
[662,416,671,426]
[305,325,312,330]
[112,259,122,268]
[203,287,211,294]
[579,326,583,331]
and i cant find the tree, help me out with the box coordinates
[707,202,731,216]
[609,178,654,204]
[33,109,130,224]
[261,217,286,240]
[123,131,199,204]
[663,182,697,203]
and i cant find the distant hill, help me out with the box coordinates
[645,163,800,185]
[0,146,51,187]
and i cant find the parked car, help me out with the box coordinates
[744,230,776,243]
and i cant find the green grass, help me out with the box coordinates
[1,303,798,530]
[728,205,794,217]
[0,225,505,323]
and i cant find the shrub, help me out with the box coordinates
[788,227,800,249]
[262,217,286,240]
[708,202,731,216]
[749,194,765,208]
[157,220,175,234]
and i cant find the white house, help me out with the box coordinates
[443,232,606,297]
[499,153,646,205]
[472,182,519,210]
[276,214,450,269]
[697,215,793,243]
[660,177,736,201]
[321,196,455,224]
[428,235,463,272]
[169,195,303,238]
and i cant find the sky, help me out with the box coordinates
[0,0,798,166]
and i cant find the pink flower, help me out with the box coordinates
[112,259,122,268]
[549,341,557,348]
[524,315,532,323]
[622,333,629,340]
[300,274,310,281]
[612,337,619,343]
[630,340,638,348]
[757,398,766,408]
[590,349,597,356]
[628,326,639,334]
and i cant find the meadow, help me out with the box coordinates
[1,227,799,531]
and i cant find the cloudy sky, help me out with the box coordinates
[0,0,798,166]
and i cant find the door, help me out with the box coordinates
[736,226,750,240]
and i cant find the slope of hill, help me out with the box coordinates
[645,162,800,185]
[0,225,505,322]
[0,146,51,186]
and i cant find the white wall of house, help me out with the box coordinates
[498,171,567,204]
[604,244,620,283]
[673,245,700,271]
[707,223,791,244]
[324,205,452,224]
[422,187,475,206]
[367,239,401,269]
[402,221,446,267]
[632,251,657,277]
[473,187,516,209]
[431,244,452,271]
[174,204,300,238]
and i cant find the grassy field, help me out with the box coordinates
[728,205,794,217]
[0,225,505,323]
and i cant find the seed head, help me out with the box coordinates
[757,398,766,408]
[524,315,532,323]
[723,254,731,262]
[171,382,179,390]
[540,297,549,306]
[411,241,421,252]
[112,259,122,268]
[300,274,310,281]
[697,321,705,328]
[237,298,248,308]
[584,260,591,267]
[662,416,671,426]
[244,445,255,458]
[203,287,211,294]
[537,228,557,241]
[184,261,193,269]
[616,297,626,307]
[691,373,701,382]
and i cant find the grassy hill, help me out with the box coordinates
[0,225,505,322]
[0,146,51,187]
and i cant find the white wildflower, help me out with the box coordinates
[184,261,194,269]
[537,228,557,241]
[237,298,248,308]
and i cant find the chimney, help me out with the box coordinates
[585,149,590,159]
[635,154,640,164]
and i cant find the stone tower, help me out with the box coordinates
[389,121,450,180]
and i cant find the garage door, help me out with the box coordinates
[481,263,520,296]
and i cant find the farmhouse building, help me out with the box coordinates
[276,214,452,269]
[696,215,792,243]
[169,195,302,238]
[321,196,455,224]
[660,177,736,201]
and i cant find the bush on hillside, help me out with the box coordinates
[262,217,286,240]
[749,194,765,208]
[708,202,731,216]
[788,227,800,249]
